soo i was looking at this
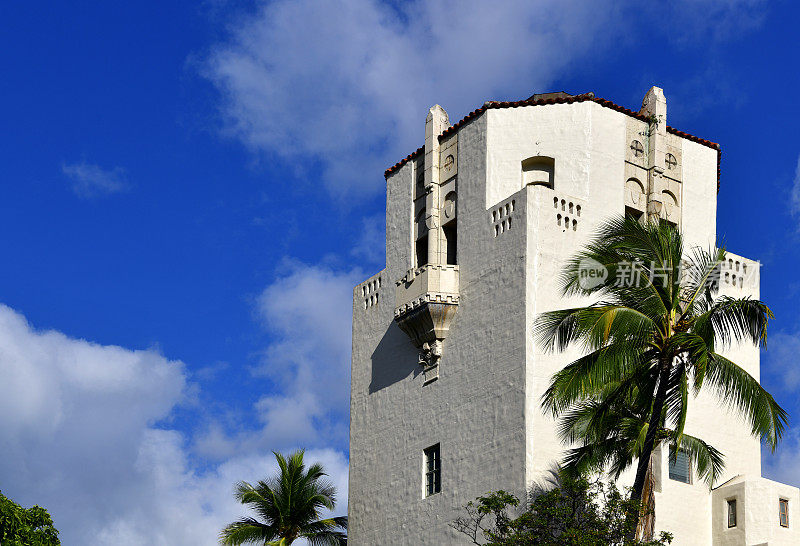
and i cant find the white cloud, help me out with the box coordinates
[195,262,361,460]
[202,0,767,197]
[253,263,362,444]
[92,438,348,546]
[62,161,130,198]
[202,0,622,196]
[761,331,800,488]
[762,330,800,392]
[195,262,363,459]
[351,213,386,266]
[0,304,348,545]
[763,427,800,488]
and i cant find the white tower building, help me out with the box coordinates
[349,88,799,545]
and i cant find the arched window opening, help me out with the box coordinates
[442,191,457,265]
[522,156,555,189]
[415,209,428,268]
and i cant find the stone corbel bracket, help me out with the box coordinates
[394,264,459,374]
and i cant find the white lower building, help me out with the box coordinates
[349,87,799,544]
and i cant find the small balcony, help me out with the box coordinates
[393,264,459,370]
[394,264,459,317]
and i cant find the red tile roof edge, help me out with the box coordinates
[383,146,424,177]
[384,94,721,190]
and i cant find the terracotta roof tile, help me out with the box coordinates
[383,146,424,178]
[385,94,721,190]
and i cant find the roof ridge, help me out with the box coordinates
[385,95,721,190]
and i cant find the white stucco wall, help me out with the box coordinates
[712,476,800,545]
[350,93,796,545]
[350,114,530,544]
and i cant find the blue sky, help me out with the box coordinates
[1,0,799,543]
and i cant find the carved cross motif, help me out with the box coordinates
[665,153,677,170]
[630,140,644,158]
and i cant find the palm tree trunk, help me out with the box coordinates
[628,356,670,536]
[636,455,656,541]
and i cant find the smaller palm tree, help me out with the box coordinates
[220,450,347,545]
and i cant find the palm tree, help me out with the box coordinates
[535,216,787,535]
[220,450,347,545]
[556,387,723,539]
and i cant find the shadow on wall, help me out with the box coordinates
[369,322,419,393]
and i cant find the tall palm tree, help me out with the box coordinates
[535,216,787,535]
[220,450,347,545]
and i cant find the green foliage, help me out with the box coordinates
[452,475,672,546]
[0,490,60,546]
[534,216,787,535]
[219,450,347,545]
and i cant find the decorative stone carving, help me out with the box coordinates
[396,301,456,342]
[443,191,457,220]
[626,178,646,209]
[395,265,459,374]
[662,190,678,221]
[418,340,443,367]
[395,105,459,377]
[439,134,458,182]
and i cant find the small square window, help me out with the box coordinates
[668,447,691,484]
[424,444,441,497]
[780,499,789,528]
[727,499,737,528]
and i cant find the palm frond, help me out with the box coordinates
[672,434,725,488]
[219,518,276,545]
[705,352,787,450]
[664,358,689,444]
[679,245,725,315]
[220,450,346,545]
[694,297,772,349]
[541,343,653,415]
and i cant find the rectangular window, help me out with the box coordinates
[727,499,737,528]
[668,447,691,484]
[780,499,789,528]
[424,444,441,497]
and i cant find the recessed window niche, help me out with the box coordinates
[522,156,555,189]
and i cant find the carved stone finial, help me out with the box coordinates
[640,86,667,130]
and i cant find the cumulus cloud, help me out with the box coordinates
[195,262,361,460]
[202,0,623,195]
[253,263,362,445]
[0,304,348,545]
[0,304,185,542]
[92,439,348,546]
[763,427,800,488]
[202,0,768,197]
[62,161,130,198]
[351,213,386,267]
[761,330,800,488]
[761,330,800,392]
